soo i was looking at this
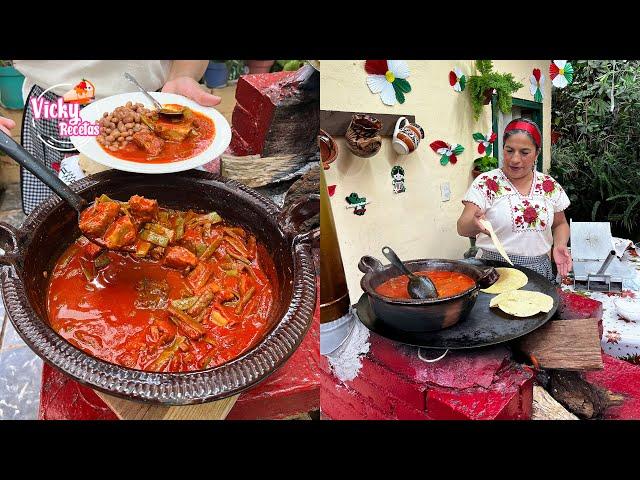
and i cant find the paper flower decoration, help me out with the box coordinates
[430,140,464,165]
[472,131,497,156]
[328,185,336,197]
[530,68,544,102]
[365,60,411,105]
[449,67,466,92]
[549,60,574,88]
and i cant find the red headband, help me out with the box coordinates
[504,121,541,148]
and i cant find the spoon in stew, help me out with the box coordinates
[123,72,184,117]
[381,246,439,300]
[0,129,113,250]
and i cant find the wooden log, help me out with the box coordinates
[94,391,239,420]
[532,385,578,420]
[515,318,603,371]
[221,152,317,188]
[548,370,624,419]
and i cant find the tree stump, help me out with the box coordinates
[549,370,624,419]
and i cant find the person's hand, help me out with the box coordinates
[161,77,221,107]
[0,116,16,136]
[473,210,491,237]
[553,244,573,277]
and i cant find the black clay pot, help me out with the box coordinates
[358,256,497,332]
[0,170,319,405]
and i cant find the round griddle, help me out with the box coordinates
[356,260,559,349]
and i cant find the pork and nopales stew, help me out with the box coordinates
[95,102,215,163]
[46,194,276,372]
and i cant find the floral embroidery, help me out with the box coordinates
[511,198,549,231]
[534,175,560,197]
[606,330,621,344]
[475,173,512,201]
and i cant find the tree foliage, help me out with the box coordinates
[550,60,640,240]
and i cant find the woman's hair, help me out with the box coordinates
[503,117,542,151]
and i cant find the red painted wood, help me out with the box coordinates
[556,289,604,338]
[584,353,640,419]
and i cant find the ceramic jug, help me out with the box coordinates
[318,129,339,170]
[392,117,424,155]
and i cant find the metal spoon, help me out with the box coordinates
[0,130,119,251]
[381,246,439,299]
[123,72,184,116]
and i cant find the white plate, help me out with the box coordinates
[68,92,231,174]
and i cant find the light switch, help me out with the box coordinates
[440,182,451,202]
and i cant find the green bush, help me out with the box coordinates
[550,60,640,241]
[467,60,523,121]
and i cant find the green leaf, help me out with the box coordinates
[472,132,485,142]
[393,83,406,103]
[452,145,465,156]
[394,78,411,93]
[534,89,543,103]
[440,155,449,165]
[485,144,493,156]
[459,75,466,91]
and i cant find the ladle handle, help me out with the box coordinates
[381,246,414,277]
[0,129,86,213]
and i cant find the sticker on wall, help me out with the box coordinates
[530,68,544,102]
[328,185,336,197]
[430,140,464,165]
[365,60,412,106]
[345,192,369,216]
[391,166,406,194]
[549,60,574,88]
[449,67,466,92]
[473,130,497,156]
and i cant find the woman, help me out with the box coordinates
[457,117,572,282]
[1,60,221,215]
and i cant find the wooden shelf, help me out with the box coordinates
[320,110,416,137]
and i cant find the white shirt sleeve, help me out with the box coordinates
[552,182,571,212]
[462,176,489,212]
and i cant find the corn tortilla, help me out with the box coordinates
[489,290,554,317]
[481,268,528,294]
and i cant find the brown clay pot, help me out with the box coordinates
[318,129,339,170]
[345,114,383,158]
[0,170,319,405]
[483,88,495,105]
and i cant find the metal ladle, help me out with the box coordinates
[381,246,439,299]
[123,72,184,117]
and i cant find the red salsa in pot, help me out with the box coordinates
[47,195,277,372]
[375,271,475,299]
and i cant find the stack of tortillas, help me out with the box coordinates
[481,267,554,318]
[489,290,554,317]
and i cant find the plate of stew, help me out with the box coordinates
[68,92,231,174]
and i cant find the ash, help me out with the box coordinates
[326,310,370,382]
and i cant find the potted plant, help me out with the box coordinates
[225,60,246,83]
[246,60,275,74]
[0,60,25,109]
[467,60,523,121]
[472,155,498,178]
[203,60,229,88]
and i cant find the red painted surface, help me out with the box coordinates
[320,330,534,420]
[585,353,640,419]
[557,289,604,338]
[230,72,297,156]
[39,282,320,420]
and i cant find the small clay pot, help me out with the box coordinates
[345,114,383,158]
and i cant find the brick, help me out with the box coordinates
[394,400,433,420]
[369,333,510,389]
[320,371,389,420]
[359,357,427,411]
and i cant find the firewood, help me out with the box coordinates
[516,318,603,371]
[532,386,578,420]
[220,152,317,188]
[549,370,624,419]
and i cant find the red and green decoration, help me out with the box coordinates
[530,68,544,102]
[449,67,466,92]
[328,185,336,197]
[473,130,497,156]
[430,140,464,165]
[549,60,574,89]
[365,60,412,106]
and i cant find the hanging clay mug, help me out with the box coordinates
[392,117,424,155]
[318,129,339,170]
[345,114,383,158]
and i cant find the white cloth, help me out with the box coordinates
[463,168,570,257]
[13,60,172,100]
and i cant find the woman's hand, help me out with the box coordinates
[473,210,491,237]
[0,116,16,135]
[457,202,490,238]
[161,77,221,107]
[553,244,573,277]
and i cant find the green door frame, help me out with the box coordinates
[491,96,544,171]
